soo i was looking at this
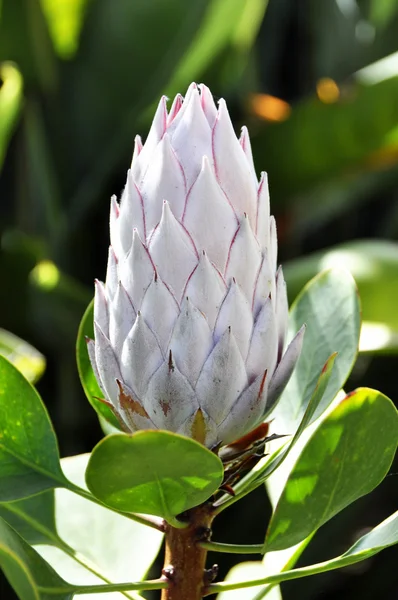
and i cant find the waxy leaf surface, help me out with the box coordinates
[0,356,66,500]
[86,431,224,522]
[265,388,398,551]
[273,269,360,431]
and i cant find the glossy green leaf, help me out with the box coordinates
[343,509,398,556]
[86,431,224,523]
[0,329,46,384]
[255,353,337,484]
[0,517,74,600]
[212,510,398,594]
[225,353,337,506]
[76,300,122,430]
[265,388,398,551]
[284,240,398,353]
[272,269,360,432]
[0,355,67,500]
[0,62,23,171]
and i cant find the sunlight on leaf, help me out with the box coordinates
[86,431,223,523]
[0,329,45,384]
[0,62,23,171]
[39,0,89,59]
[265,388,398,551]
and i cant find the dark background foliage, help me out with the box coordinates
[0,0,398,598]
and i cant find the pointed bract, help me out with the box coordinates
[141,134,186,235]
[170,297,213,385]
[149,201,198,300]
[144,358,199,431]
[120,313,163,399]
[183,156,237,271]
[195,329,248,425]
[225,215,262,301]
[267,325,306,413]
[213,99,257,227]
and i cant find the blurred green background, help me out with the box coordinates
[1,0,398,598]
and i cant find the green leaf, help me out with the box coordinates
[256,353,337,483]
[0,517,74,600]
[39,0,89,59]
[0,355,67,500]
[220,353,337,509]
[272,269,360,432]
[369,0,398,27]
[0,454,163,599]
[164,0,267,92]
[212,510,398,595]
[343,509,398,556]
[0,62,23,171]
[284,240,398,354]
[0,492,56,546]
[265,388,398,551]
[0,328,46,384]
[76,300,122,430]
[86,431,224,523]
[0,541,39,600]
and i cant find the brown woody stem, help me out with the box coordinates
[161,503,216,600]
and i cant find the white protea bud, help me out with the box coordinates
[89,83,305,448]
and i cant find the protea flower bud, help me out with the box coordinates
[88,83,305,448]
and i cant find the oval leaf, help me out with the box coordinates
[76,300,122,430]
[265,388,398,551]
[256,353,338,484]
[0,355,66,500]
[272,268,360,431]
[284,240,398,354]
[86,431,224,523]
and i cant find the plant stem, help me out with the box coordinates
[44,578,168,595]
[161,503,216,600]
[200,541,263,554]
